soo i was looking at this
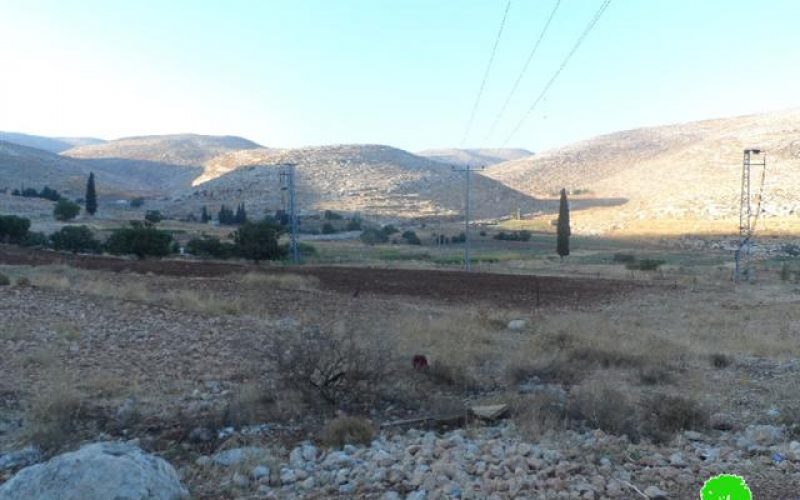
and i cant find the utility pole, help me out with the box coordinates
[735,149,766,283]
[452,165,484,271]
[280,164,300,264]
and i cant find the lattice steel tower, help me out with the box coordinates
[735,149,766,283]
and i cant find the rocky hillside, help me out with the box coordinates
[419,148,533,167]
[484,109,800,234]
[181,145,537,219]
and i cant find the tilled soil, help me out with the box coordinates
[0,245,646,309]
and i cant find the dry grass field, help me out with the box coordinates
[1,247,800,497]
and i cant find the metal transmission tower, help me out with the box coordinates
[735,149,766,283]
[280,164,300,264]
[452,165,484,271]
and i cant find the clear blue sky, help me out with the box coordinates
[1,0,798,152]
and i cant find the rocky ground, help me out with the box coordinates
[183,421,800,499]
[2,258,800,498]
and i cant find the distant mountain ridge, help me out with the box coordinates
[418,148,533,167]
[0,132,105,153]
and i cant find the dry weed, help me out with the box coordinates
[25,380,86,451]
[240,272,319,291]
[320,416,375,448]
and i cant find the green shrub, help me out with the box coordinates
[186,236,236,259]
[494,230,531,242]
[20,231,49,248]
[321,222,337,234]
[144,210,163,225]
[401,230,421,245]
[0,273,9,286]
[130,197,145,208]
[106,222,173,258]
[53,199,81,221]
[324,210,343,220]
[382,224,399,236]
[346,216,363,231]
[360,228,389,246]
[637,258,665,271]
[612,253,636,264]
[50,226,101,254]
[234,220,286,262]
[0,215,31,244]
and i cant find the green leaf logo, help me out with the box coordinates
[700,474,752,500]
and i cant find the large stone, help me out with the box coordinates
[0,441,188,500]
[709,412,735,431]
[743,424,785,447]
[507,320,528,331]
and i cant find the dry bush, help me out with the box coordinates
[240,272,319,291]
[320,416,375,448]
[222,382,307,427]
[271,326,391,407]
[512,391,568,436]
[15,276,31,287]
[567,381,640,441]
[638,366,674,386]
[25,382,86,452]
[641,393,708,443]
[0,272,10,286]
[424,360,480,390]
[709,353,732,369]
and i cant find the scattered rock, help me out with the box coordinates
[507,319,527,331]
[470,404,509,420]
[188,426,213,443]
[0,441,188,500]
[0,447,42,472]
[644,485,669,499]
[743,424,785,447]
[212,447,270,467]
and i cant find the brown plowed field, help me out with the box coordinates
[0,244,647,308]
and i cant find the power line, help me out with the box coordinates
[501,0,612,147]
[484,0,561,142]
[461,0,512,146]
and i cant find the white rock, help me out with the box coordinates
[507,319,528,331]
[212,447,269,467]
[644,485,669,499]
[251,465,270,480]
[0,441,188,500]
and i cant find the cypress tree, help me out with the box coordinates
[85,173,97,215]
[201,206,210,223]
[556,188,571,259]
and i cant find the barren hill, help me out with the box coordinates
[419,148,533,167]
[64,134,262,167]
[180,144,537,219]
[483,109,800,234]
[0,132,105,153]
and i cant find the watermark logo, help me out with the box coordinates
[701,474,752,500]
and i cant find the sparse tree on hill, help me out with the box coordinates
[201,206,211,223]
[556,188,571,260]
[85,173,97,215]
